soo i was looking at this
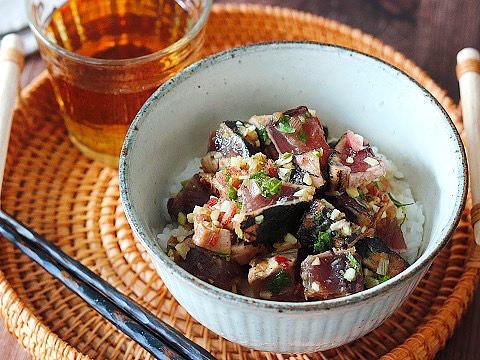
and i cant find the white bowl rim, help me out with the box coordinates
[119,41,468,311]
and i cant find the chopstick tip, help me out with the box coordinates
[457,47,480,64]
[1,33,24,53]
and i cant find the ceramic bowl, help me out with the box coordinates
[119,42,467,353]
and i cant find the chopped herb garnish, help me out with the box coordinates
[304,111,312,118]
[257,127,268,143]
[378,274,390,283]
[298,129,308,143]
[267,269,292,294]
[249,171,266,180]
[228,186,238,200]
[249,171,282,197]
[277,114,295,134]
[314,231,331,253]
[236,201,243,210]
[346,252,361,272]
[388,193,414,208]
[180,179,189,188]
[225,174,232,183]
[358,188,366,200]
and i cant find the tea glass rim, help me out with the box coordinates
[25,0,213,66]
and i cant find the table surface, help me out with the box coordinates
[1,0,479,359]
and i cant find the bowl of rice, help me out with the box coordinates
[119,42,467,353]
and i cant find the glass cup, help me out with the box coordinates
[26,0,211,167]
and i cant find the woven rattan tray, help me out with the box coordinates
[1,4,479,359]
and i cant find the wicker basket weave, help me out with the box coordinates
[0,4,479,359]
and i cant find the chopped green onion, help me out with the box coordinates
[298,129,308,144]
[225,174,232,183]
[346,252,361,272]
[388,193,414,208]
[236,201,243,211]
[358,188,366,200]
[378,274,390,283]
[250,171,282,197]
[180,179,189,188]
[267,269,292,294]
[257,127,268,143]
[228,186,238,200]
[277,115,295,134]
[249,171,266,180]
[314,231,331,253]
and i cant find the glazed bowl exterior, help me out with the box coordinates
[119,42,467,353]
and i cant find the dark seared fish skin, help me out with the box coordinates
[328,151,351,193]
[208,122,257,158]
[296,199,363,251]
[296,199,333,251]
[301,249,364,300]
[326,193,372,227]
[375,218,407,252]
[330,130,386,191]
[231,242,266,265]
[167,174,212,221]
[240,201,309,244]
[176,246,242,291]
[355,237,409,278]
[248,249,303,301]
[201,151,221,173]
[238,180,313,244]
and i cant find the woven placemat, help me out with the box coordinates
[0,4,479,360]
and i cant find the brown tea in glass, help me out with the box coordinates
[27,0,211,167]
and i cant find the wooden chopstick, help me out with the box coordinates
[0,215,186,360]
[0,210,214,360]
[457,48,480,245]
[0,34,22,196]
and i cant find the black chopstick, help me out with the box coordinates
[0,219,182,360]
[0,210,215,360]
